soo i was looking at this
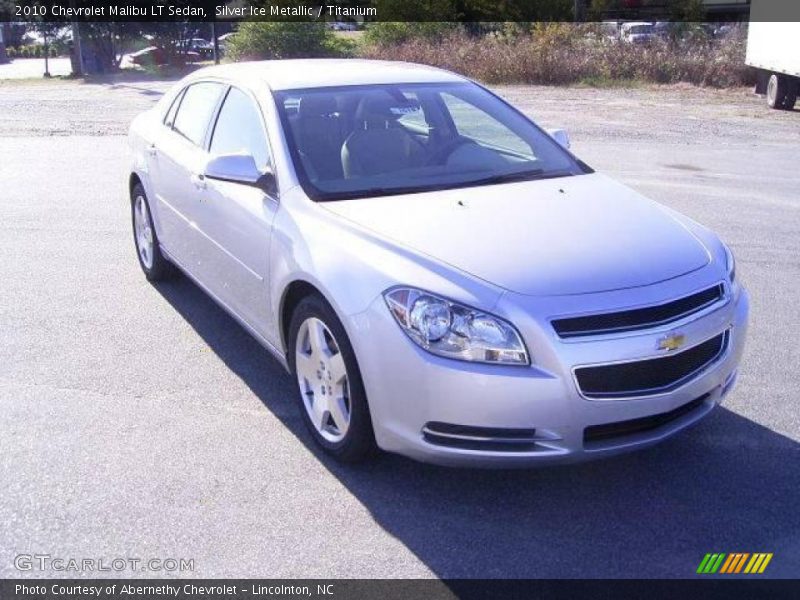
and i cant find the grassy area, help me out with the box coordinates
[0,64,203,86]
[334,30,365,42]
[574,76,647,88]
[0,76,76,86]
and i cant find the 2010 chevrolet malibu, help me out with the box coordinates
[128,60,748,466]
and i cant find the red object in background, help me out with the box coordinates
[129,47,201,66]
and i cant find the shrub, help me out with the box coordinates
[8,44,61,59]
[225,22,352,61]
[359,24,753,88]
[363,22,460,47]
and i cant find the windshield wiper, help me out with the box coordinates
[462,169,575,187]
[318,185,444,201]
[315,170,577,202]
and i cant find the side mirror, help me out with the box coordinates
[547,128,571,150]
[205,153,277,196]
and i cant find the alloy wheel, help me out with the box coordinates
[295,317,351,443]
[133,194,154,269]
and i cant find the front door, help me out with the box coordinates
[192,86,277,338]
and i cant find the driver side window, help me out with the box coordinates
[441,93,534,158]
[210,87,270,172]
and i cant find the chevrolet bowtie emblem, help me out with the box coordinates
[658,333,686,352]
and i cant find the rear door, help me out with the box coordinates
[149,81,226,272]
[192,86,278,337]
[143,88,185,258]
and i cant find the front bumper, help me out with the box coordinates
[348,279,749,468]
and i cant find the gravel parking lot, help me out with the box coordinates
[1,76,799,579]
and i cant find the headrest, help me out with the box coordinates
[354,93,421,128]
[298,95,337,118]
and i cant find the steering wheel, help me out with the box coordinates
[426,137,476,166]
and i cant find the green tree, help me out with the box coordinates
[587,0,613,20]
[225,22,350,61]
[363,22,461,47]
[672,0,706,21]
[373,0,458,21]
[0,24,9,64]
[1,0,18,63]
[456,0,573,21]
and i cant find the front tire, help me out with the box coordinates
[288,295,376,462]
[131,183,175,281]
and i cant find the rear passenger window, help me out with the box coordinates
[172,82,224,147]
[163,89,184,128]
[210,87,270,171]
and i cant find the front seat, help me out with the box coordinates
[341,94,427,178]
[295,95,345,181]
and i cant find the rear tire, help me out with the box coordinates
[766,73,797,110]
[783,79,798,111]
[131,183,175,281]
[288,295,376,462]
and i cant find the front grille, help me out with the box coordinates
[422,422,540,452]
[575,331,727,399]
[552,284,724,338]
[583,393,710,445]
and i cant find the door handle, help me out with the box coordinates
[147,144,157,156]
[191,173,207,190]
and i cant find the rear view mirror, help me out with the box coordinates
[205,154,277,196]
[547,128,571,150]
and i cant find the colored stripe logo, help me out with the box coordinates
[697,553,773,574]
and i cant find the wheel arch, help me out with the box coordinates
[129,172,143,200]
[278,279,329,355]
[128,171,166,239]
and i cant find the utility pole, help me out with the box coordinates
[71,22,84,75]
[211,21,220,65]
[0,24,9,64]
[43,28,51,77]
[574,0,583,22]
[70,0,84,75]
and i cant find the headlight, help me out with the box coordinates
[724,244,736,283]
[383,287,529,365]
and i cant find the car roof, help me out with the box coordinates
[186,59,467,91]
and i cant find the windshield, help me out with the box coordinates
[275,82,588,201]
[629,25,654,34]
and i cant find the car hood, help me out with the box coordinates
[321,173,710,296]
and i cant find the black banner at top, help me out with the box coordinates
[2,0,799,23]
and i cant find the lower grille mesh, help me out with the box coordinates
[575,331,727,398]
[584,393,710,445]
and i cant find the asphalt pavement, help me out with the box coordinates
[0,78,799,579]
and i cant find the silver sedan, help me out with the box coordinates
[128,59,748,466]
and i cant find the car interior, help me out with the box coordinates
[281,85,542,193]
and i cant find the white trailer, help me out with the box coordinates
[746,9,800,110]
